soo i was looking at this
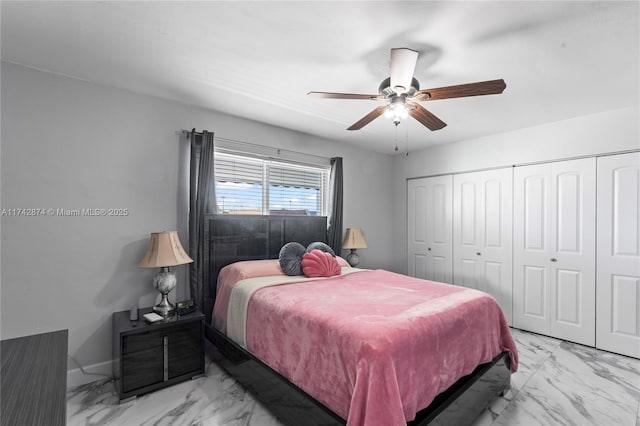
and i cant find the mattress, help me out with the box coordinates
[212,260,518,426]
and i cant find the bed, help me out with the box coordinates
[200,214,518,426]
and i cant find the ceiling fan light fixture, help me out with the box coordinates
[385,95,408,123]
[389,95,405,108]
[385,108,407,121]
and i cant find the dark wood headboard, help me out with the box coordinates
[201,214,328,323]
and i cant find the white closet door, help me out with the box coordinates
[408,176,453,283]
[454,168,513,322]
[478,168,513,322]
[408,179,428,279]
[453,173,481,288]
[549,158,596,346]
[425,175,454,283]
[513,163,552,334]
[513,158,595,346]
[596,153,640,358]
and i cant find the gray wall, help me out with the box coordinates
[0,62,394,374]
[390,105,640,273]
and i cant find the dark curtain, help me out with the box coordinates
[189,129,216,312]
[327,157,343,254]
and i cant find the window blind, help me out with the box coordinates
[214,151,329,216]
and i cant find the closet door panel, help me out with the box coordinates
[459,259,479,288]
[431,255,448,283]
[427,176,454,283]
[484,261,504,302]
[454,174,481,288]
[460,181,478,247]
[555,269,581,325]
[514,164,551,334]
[412,255,428,280]
[524,266,546,318]
[483,180,503,247]
[454,168,513,322]
[610,276,639,335]
[431,182,449,247]
[596,153,640,358]
[408,176,453,283]
[524,175,546,251]
[549,158,596,346]
[408,179,428,279]
[556,174,580,251]
[480,169,513,322]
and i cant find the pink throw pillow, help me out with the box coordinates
[301,249,341,278]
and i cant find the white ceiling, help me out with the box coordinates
[2,1,638,154]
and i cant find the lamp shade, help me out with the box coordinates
[139,231,193,268]
[342,228,368,249]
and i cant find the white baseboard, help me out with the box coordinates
[67,359,113,389]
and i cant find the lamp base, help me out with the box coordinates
[346,249,360,267]
[152,267,177,317]
[153,293,175,317]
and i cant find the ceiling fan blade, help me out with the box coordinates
[308,91,385,100]
[415,79,506,101]
[407,103,447,130]
[347,105,388,130]
[389,48,418,94]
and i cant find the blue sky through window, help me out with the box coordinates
[216,182,321,215]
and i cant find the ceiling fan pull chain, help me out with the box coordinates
[405,122,409,156]
[394,122,399,152]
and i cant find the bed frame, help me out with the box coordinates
[200,214,511,426]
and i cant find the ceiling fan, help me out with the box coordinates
[308,48,506,131]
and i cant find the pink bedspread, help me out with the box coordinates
[213,264,518,426]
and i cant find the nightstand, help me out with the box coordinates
[112,307,204,402]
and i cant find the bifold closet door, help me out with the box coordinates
[407,176,453,283]
[453,168,513,323]
[596,153,640,358]
[513,158,596,346]
[513,163,550,336]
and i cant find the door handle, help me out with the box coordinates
[550,258,557,262]
[427,247,431,251]
[163,336,169,381]
[476,252,482,256]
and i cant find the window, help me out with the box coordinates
[214,151,329,216]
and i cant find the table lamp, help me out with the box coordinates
[139,231,193,317]
[342,227,368,267]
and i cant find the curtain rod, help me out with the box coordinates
[180,129,330,162]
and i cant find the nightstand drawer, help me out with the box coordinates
[165,322,201,346]
[122,349,164,393]
[167,323,203,378]
[122,331,164,355]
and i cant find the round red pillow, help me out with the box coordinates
[301,249,341,277]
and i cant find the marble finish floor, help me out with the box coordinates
[67,328,640,426]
